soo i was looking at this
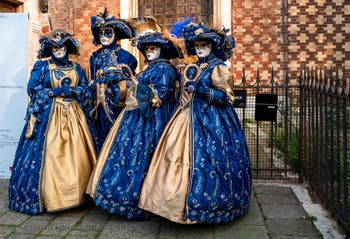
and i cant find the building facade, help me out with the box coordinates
[1,0,51,71]
[8,0,350,81]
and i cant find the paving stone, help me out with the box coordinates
[257,191,300,205]
[271,236,321,239]
[85,206,110,216]
[266,219,320,237]
[65,230,99,239]
[6,234,35,239]
[0,196,9,214]
[40,216,80,236]
[0,179,341,239]
[159,221,214,239]
[261,203,307,219]
[250,193,258,202]
[0,225,15,237]
[232,200,265,226]
[30,213,57,221]
[60,201,93,218]
[75,209,110,231]
[99,220,159,239]
[59,206,90,218]
[15,219,49,234]
[215,225,269,239]
[0,180,9,189]
[254,185,294,195]
[0,211,29,225]
[35,236,62,239]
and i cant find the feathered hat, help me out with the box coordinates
[183,22,235,61]
[37,29,79,58]
[91,8,135,45]
[128,17,183,60]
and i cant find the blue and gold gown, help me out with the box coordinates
[87,59,180,219]
[89,45,137,148]
[139,55,252,224]
[8,59,98,215]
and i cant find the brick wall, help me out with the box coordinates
[49,0,121,71]
[288,0,350,78]
[48,0,350,80]
[231,0,283,83]
[231,0,350,83]
[48,0,71,32]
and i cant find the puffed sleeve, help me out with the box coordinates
[27,60,46,97]
[74,63,93,108]
[149,66,176,101]
[211,64,235,104]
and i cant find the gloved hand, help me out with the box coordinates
[62,86,73,97]
[104,69,124,83]
[151,97,162,107]
[48,87,63,97]
[184,81,211,97]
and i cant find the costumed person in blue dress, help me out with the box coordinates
[8,29,98,215]
[139,22,252,224]
[86,28,183,219]
[88,8,137,148]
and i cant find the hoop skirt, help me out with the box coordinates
[8,60,97,214]
[139,59,252,224]
[87,59,180,219]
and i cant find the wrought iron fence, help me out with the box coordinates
[232,68,300,180]
[299,67,350,236]
[233,66,350,234]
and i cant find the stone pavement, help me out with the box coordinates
[0,179,344,239]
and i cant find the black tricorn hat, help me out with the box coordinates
[91,8,135,45]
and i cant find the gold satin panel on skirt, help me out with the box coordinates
[139,106,192,223]
[85,108,126,197]
[42,98,97,212]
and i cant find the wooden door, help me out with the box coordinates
[0,1,22,12]
[139,0,213,30]
[137,0,213,69]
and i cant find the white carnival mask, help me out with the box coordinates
[99,27,115,46]
[145,45,161,61]
[52,45,67,59]
[194,40,212,58]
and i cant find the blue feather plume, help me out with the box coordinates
[170,16,193,38]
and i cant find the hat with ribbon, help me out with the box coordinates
[129,17,183,60]
[183,22,235,61]
[136,31,183,60]
[38,29,79,58]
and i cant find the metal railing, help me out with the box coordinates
[299,67,349,236]
[232,68,300,180]
[233,66,350,235]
